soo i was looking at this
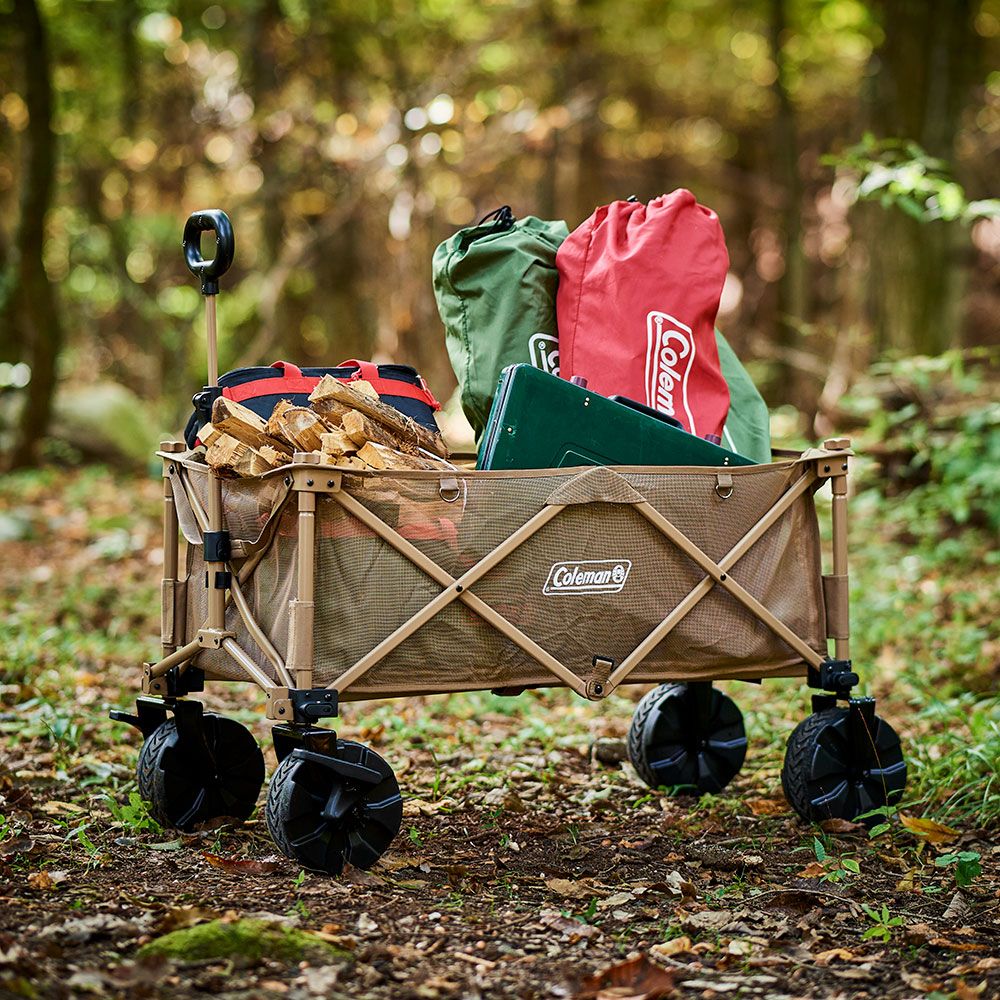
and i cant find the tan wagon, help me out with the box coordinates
[113,211,906,875]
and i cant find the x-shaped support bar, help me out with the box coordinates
[327,463,823,698]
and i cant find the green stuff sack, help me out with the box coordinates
[433,206,568,440]
[716,329,771,463]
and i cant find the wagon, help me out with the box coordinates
[112,211,907,875]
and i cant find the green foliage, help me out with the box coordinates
[105,790,162,835]
[830,135,1000,224]
[934,850,983,888]
[861,903,903,942]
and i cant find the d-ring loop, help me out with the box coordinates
[439,477,461,503]
[715,472,733,500]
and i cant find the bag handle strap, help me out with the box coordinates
[337,358,380,383]
[270,360,303,377]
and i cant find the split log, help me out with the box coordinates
[319,427,357,458]
[199,423,223,448]
[264,399,295,439]
[211,397,292,456]
[271,406,335,453]
[341,408,418,455]
[356,441,444,471]
[309,375,447,458]
[205,433,283,477]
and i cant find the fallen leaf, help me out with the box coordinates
[597,891,635,910]
[201,852,282,875]
[898,814,960,844]
[650,936,693,959]
[746,798,787,816]
[943,890,970,923]
[540,910,601,941]
[929,938,987,952]
[814,948,860,965]
[546,878,596,899]
[0,837,35,861]
[896,868,919,892]
[796,861,828,878]
[154,906,220,934]
[576,954,675,1000]
[819,818,863,834]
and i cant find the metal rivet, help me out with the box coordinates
[824,465,830,473]
[455,584,463,592]
[594,683,603,694]
[720,573,727,581]
[842,463,848,471]
[327,480,334,487]
[278,707,285,715]
[306,478,314,486]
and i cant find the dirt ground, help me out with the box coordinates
[1,709,998,1000]
[1,471,998,999]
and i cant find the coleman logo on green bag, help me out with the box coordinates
[433,206,568,440]
[529,332,559,376]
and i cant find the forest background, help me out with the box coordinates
[0,0,998,465]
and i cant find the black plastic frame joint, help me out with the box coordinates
[213,570,232,591]
[808,657,859,696]
[165,664,205,697]
[204,530,231,563]
[289,688,340,723]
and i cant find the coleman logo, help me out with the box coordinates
[543,559,632,596]
[644,311,697,435]
[529,332,560,376]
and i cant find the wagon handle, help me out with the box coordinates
[182,209,234,296]
[182,209,234,388]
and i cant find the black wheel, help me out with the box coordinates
[781,708,906,823]
[137,716,265,830]
[627,682,747,793]
[266,740,402,876]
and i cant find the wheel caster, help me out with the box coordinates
[137,714,265,830]
[266,739,402,876]
[627,682,747,793]
[781,701,906,824]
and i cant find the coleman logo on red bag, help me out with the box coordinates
[556,190,731,442]
[645,311,696,432]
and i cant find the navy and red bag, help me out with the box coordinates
[184,359,441,448]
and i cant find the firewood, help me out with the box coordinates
[211,397,292,456]
[351,379,380,399]
[272,406,334,453]
[356,442,443,471]
[199,423,223,448]
[319,427,356,458]
[264,399,295,439]
[341,408,418,455]
[309,375,448,458]
[205,433,283,477]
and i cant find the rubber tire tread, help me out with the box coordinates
[265,755,299,863]
[627,683,687,788]
[781,708,843,822]
[136,720,178,823]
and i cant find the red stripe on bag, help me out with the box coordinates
[224,374,440,408]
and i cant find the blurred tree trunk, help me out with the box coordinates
[867,0,981,355]
[4,0,63,469]
[767,0,811,416]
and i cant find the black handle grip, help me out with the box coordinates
[182,209,234,295]
[608,394,685,430]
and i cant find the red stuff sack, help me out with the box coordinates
[556,190,731,443]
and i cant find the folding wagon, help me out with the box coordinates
[112,211,907,875]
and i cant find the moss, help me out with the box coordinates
[137,918,351,966]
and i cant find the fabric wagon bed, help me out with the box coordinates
[163,451,831,701]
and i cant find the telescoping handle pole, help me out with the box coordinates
[182,209,234,387]
[183,210,235,632]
